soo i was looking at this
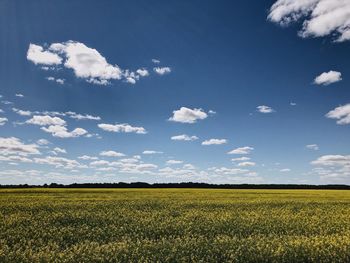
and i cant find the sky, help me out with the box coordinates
[0,0,350,185]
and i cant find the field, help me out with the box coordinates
[1,189,350,262]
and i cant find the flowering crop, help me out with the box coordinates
[1,189,350,262]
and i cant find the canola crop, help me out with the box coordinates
[1,188,350,262]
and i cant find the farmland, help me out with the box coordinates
[1,189,350,262]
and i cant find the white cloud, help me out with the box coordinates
[98,123,147,134]
[314,71,342,85]
[78,155,98,160]
[65,111,101,121]
[41,125,87,138]
[169,107,208,123]
[232,157,251,162]
[49,41,123,84]
[228,146,254,155]
[0,137,40,156]
[153,67,171,75]
[257,105,275,113]
[26,115,66,126]
[89,158,158,175]
[290,102,297,106]
[0,117,7,126]
[51,147,66,155]
[171,134,199,141]
[34,156,83,169]
[166,160,183,165]
[311,155,350,182]
[28,41,156,85]
[183,164,196,170]
[306,144,319,150]
[12,108,32,116]
[47,76,65,85]
[142,150,163,154]
[268,0,350,42]
[202,139,227,145]
[326,103,350,125]
[15,94,24,98]
[152,59,160,64]
[90,160,111,166]
[27,44,62,65]
[311,155,350,166]
[210,167,250,176]
[100,150,125,157]
[280,168,291,172]
[120,158,139,163]
[136,68,149,77]
[0,155,33,163]
[237,161,256,167]
[37,139,50,145]
[56,79,65,85]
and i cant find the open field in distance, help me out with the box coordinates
[1,189,350,262]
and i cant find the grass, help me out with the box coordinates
[1,188,350,262]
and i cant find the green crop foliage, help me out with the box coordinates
[1,189,350,262]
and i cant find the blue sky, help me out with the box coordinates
[0,0,350,185]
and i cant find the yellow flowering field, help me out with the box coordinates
[1,188,350,262]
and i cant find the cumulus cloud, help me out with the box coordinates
[153,67,171,75]
[312,155,350,166]
[228,146,254,155]
[98,123,147,134]
[90,158,157,175]
[237,161,256,167]
[314,71,342,85]
[49,41,123,83]
[100,150,125,157]
[326,103,350,125]
[169,107,208,123]
[136,68,149,77]
[268,0,350,42]
[46,76,65,85]
[306,144,319,150]
[311,155,350,182]
[51,147,67,155]
[166,160,183,165]
[12,108,32,116]
[27,44,62,65]
[142,150,163,154]
[41,125,87,138]
[78,155,98,160]
[0,117,7,126]
[280,168,291,172]
[232,157,251,162]
[210,167,250,176]
[0,155,33,163]
[202,139,227,145]
[171,134,199,141]
[26,115,66,126]
[152,59,160,64]
[65,111,101,121]
[37,139,50,145]
[34,156,84,169]
[257,105,275,113]
[15,94,24,98]
[27,41,156,85]
[0,137,40,156]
